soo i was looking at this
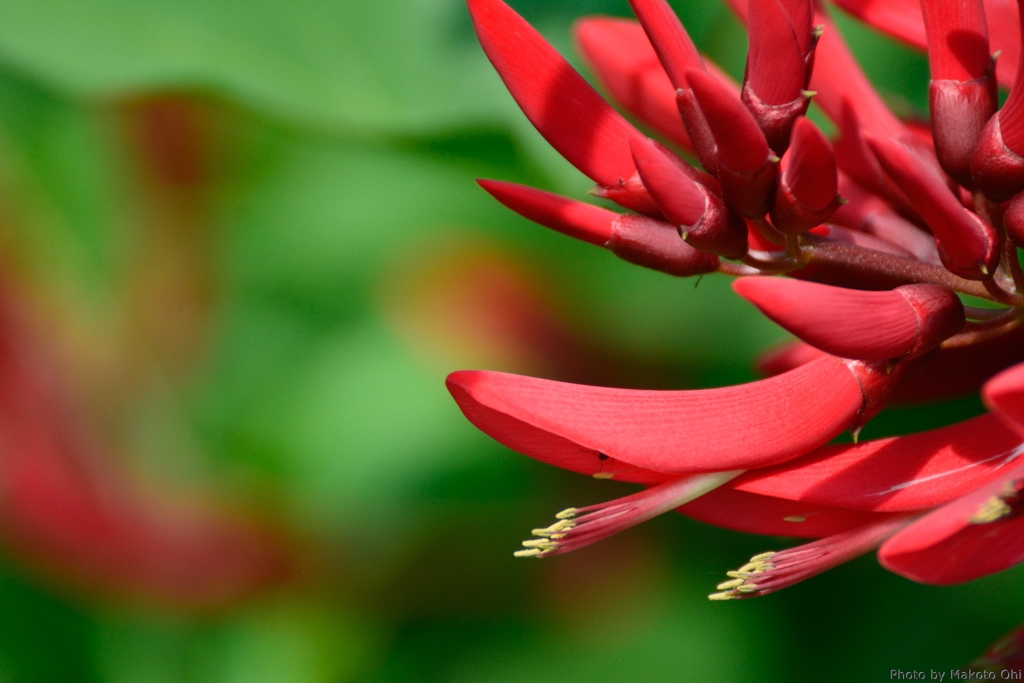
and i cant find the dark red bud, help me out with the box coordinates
[972,114,1024,201]
[1004,190,1024,248]
[608,214,721,276]
[477,180,719,277]
[688,68,778,217]
[869,136,999,279]
[930,77,997,188]
[770,118,840,233]
[630,137,747,257]
[676,88,719,176]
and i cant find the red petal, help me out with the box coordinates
[732,278,964,360]
[921,0,992,81]
[626,0,703,88]
[477,179,720,276]
[735,413,1024,511]
[747,0,805,105]
[629,137,705,226]
[783,118,838,212]
[573,18,692,150]
[807,7,908,144]
[679,487,903,538]
[756,340,827,377]
[879,461,1024,584]
[687,68,770,173]
[868,136,999,279]
[468,0,641,187]
[833,0,1019,88]
[446,355,864,474]
[983,361,1024,436]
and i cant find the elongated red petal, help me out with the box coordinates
[879,461,1024,584]
[468,0,642,187]
[687,68,770,172]
[868,136,999,279]
[783,118,838,211]
[735,413,1024,511]
[630,137,747,257]
[626,0,703,88]
[446,355,865,474]
[733,278,964,360]
[477,180,720,276]
[747,0,805,105]
[983,361,1024,436]
[679,487,903,539]
[921,0,992,81]
[573,18,691,150]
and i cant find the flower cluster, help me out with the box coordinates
[448,0,1024,599]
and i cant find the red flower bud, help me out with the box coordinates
[868,136,999,279]
[770,118,841,233]
[733,278,964,360]
[630,136,747,257]
[477,180,719,277]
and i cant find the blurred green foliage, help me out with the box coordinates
[0,1,1017,682]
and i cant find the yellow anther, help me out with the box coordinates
[749,552,776,563]
[716,578,745,590]
[514,548,546,558]
[726,571,751,579]
[592,472,614,480]
[708,591,736,601]
[555,508,578,520]
[521,539,558,549]
[970,496,1012,524]
[532,520,575,537]
[735,583,759,593]
[801,90,817,98]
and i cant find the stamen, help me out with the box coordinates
[514,471,741,558]
[708,515,914,600]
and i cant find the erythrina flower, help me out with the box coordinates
[449,0,1024,599]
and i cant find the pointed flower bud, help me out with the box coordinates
[733,278,965,361]
[708,515,913,599]
[769,118,841,233]
[630,137,747,257]
[467,0,643,188]
[687,68,779,217]
[868,136,999,279]
[477,180,720,277]
[742,0,813,152]
[971,1,1024,199]
[879,460,1024,585]
[922,0,997,187]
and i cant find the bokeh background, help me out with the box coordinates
[0,0,1020,681]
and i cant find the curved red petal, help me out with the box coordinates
[879,461,1024,584]
[446,355,864,474]
[733,278,963,360]
[868,136,999,279]
[687,68,770,173]
[626,0,703,89]
[747,0,805,105]
[735,413,1024,511]
[573,18,692,150]
[468,0,641,187]
[478,179,615,246]
[783,118,838,212]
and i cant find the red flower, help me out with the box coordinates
[450,0,1024,598]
